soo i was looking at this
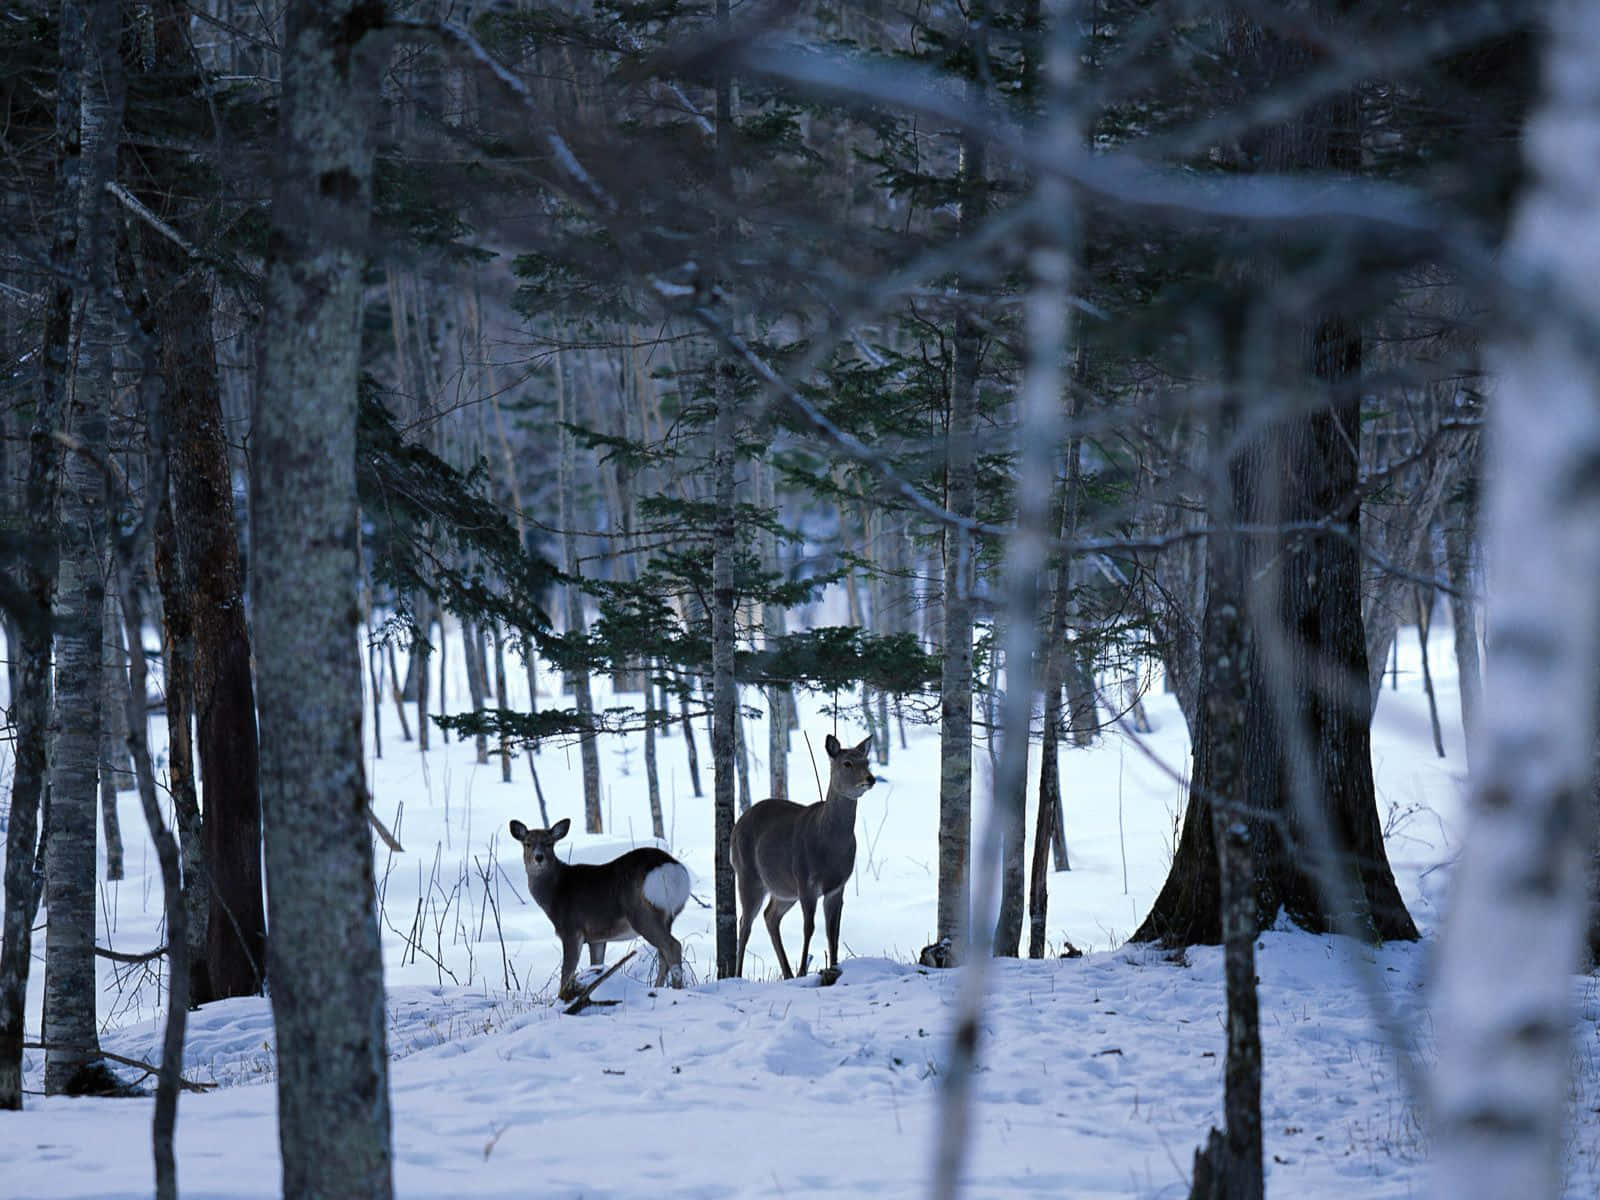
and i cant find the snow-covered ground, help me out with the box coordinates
[5,621,1600,1198]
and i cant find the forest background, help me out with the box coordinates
[2,0,1598,1198]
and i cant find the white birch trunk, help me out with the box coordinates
[934,2,1074,1192]
[1429,6,1600,1195]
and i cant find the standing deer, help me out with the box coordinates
[732,733,876,979]
[508,818,691,1001]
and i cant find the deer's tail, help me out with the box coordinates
[643,861,692,917]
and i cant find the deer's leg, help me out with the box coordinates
[588,941,606,967]
[797,893,819,978]
[823,887,845,972]
[763,897,797,979]
[735,867,767,978]
[558,934,584,1002]
[633,905,684,988]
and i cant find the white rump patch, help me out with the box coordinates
[642,862,692,916]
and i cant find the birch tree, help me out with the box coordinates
[1430,4,1600,1194]
[43,0,123,1096]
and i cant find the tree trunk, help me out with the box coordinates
[644,658,665,839]
[1443,477,1482,765]
[0,0,88,1107]
[253,0,393,1188]
[760,459,789,799]
[1431,8,1600,1193]
[1415,584,1445,758]
[1195,396,1263,1200]
[555,350,603,832]
[44,0,124,1093]
[463,618,490,765]
[492,621,512,782]
[413,594,432,751]
[153,492,212,1006]
[120,0,269,1000]
[679,680,703,797]
[118,542,190,1200]
[160,255,267,1000]
[98,592,128,881]
[939,4,1069,1186]
[936,123,984,953]
[1133,11,1416,949]
[387,639,413,741]
[710,360,739,977]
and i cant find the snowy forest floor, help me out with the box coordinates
[4,623,1600,1198]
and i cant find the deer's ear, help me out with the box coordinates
[509,820,529,843]
[855,735,872,753]
[551,817,572,841]
[825,733,841,757]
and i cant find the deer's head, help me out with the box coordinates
[509,817,571,883]
[825,733,876,800]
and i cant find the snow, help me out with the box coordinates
[5,624,1600,1198]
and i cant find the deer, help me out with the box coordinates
[732,732,876,980]
[508,817,692,1001]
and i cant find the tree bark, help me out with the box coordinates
[98,591,128,881]
[1443,471,1482,766]
[122,0,269,1000]
[644,658,665,839]
[1430,7,1600,1193]
[0,0,91,1107]
[936,105,985,952]
[556,350,603,832]
[710,363,739,978]
[1133,9,1416,948]
[1196,391,1263,1200]
[153,492,212,1006]
[44,0,123,1095]
[253,0,393,1189]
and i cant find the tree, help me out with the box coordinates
[1133,9,1417,949]
[42,0,124,1097]
[112,0,267,1002]
[936,8,989,957]
[252,0,393,1190]
[0,0,81,1110]
[1430,3,1600,1192]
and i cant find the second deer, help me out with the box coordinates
[509,818,691,1001]
[732,733,876,980]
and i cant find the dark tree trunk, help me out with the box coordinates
[644,659,665,839]
[0,0,87,1100]
[492,621,512,782]
[1443,477,1482,764]
[253,0,393,1188]
[1133,12,1416,949]
[112,0,268,1000]
[98,592,128,881]
[679,681,703,798]
[160,250,267,1000]
[413,594,432,751]
[153,493,213,1005]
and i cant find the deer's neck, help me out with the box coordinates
[528,861,566,913]
[818,785,858,837]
